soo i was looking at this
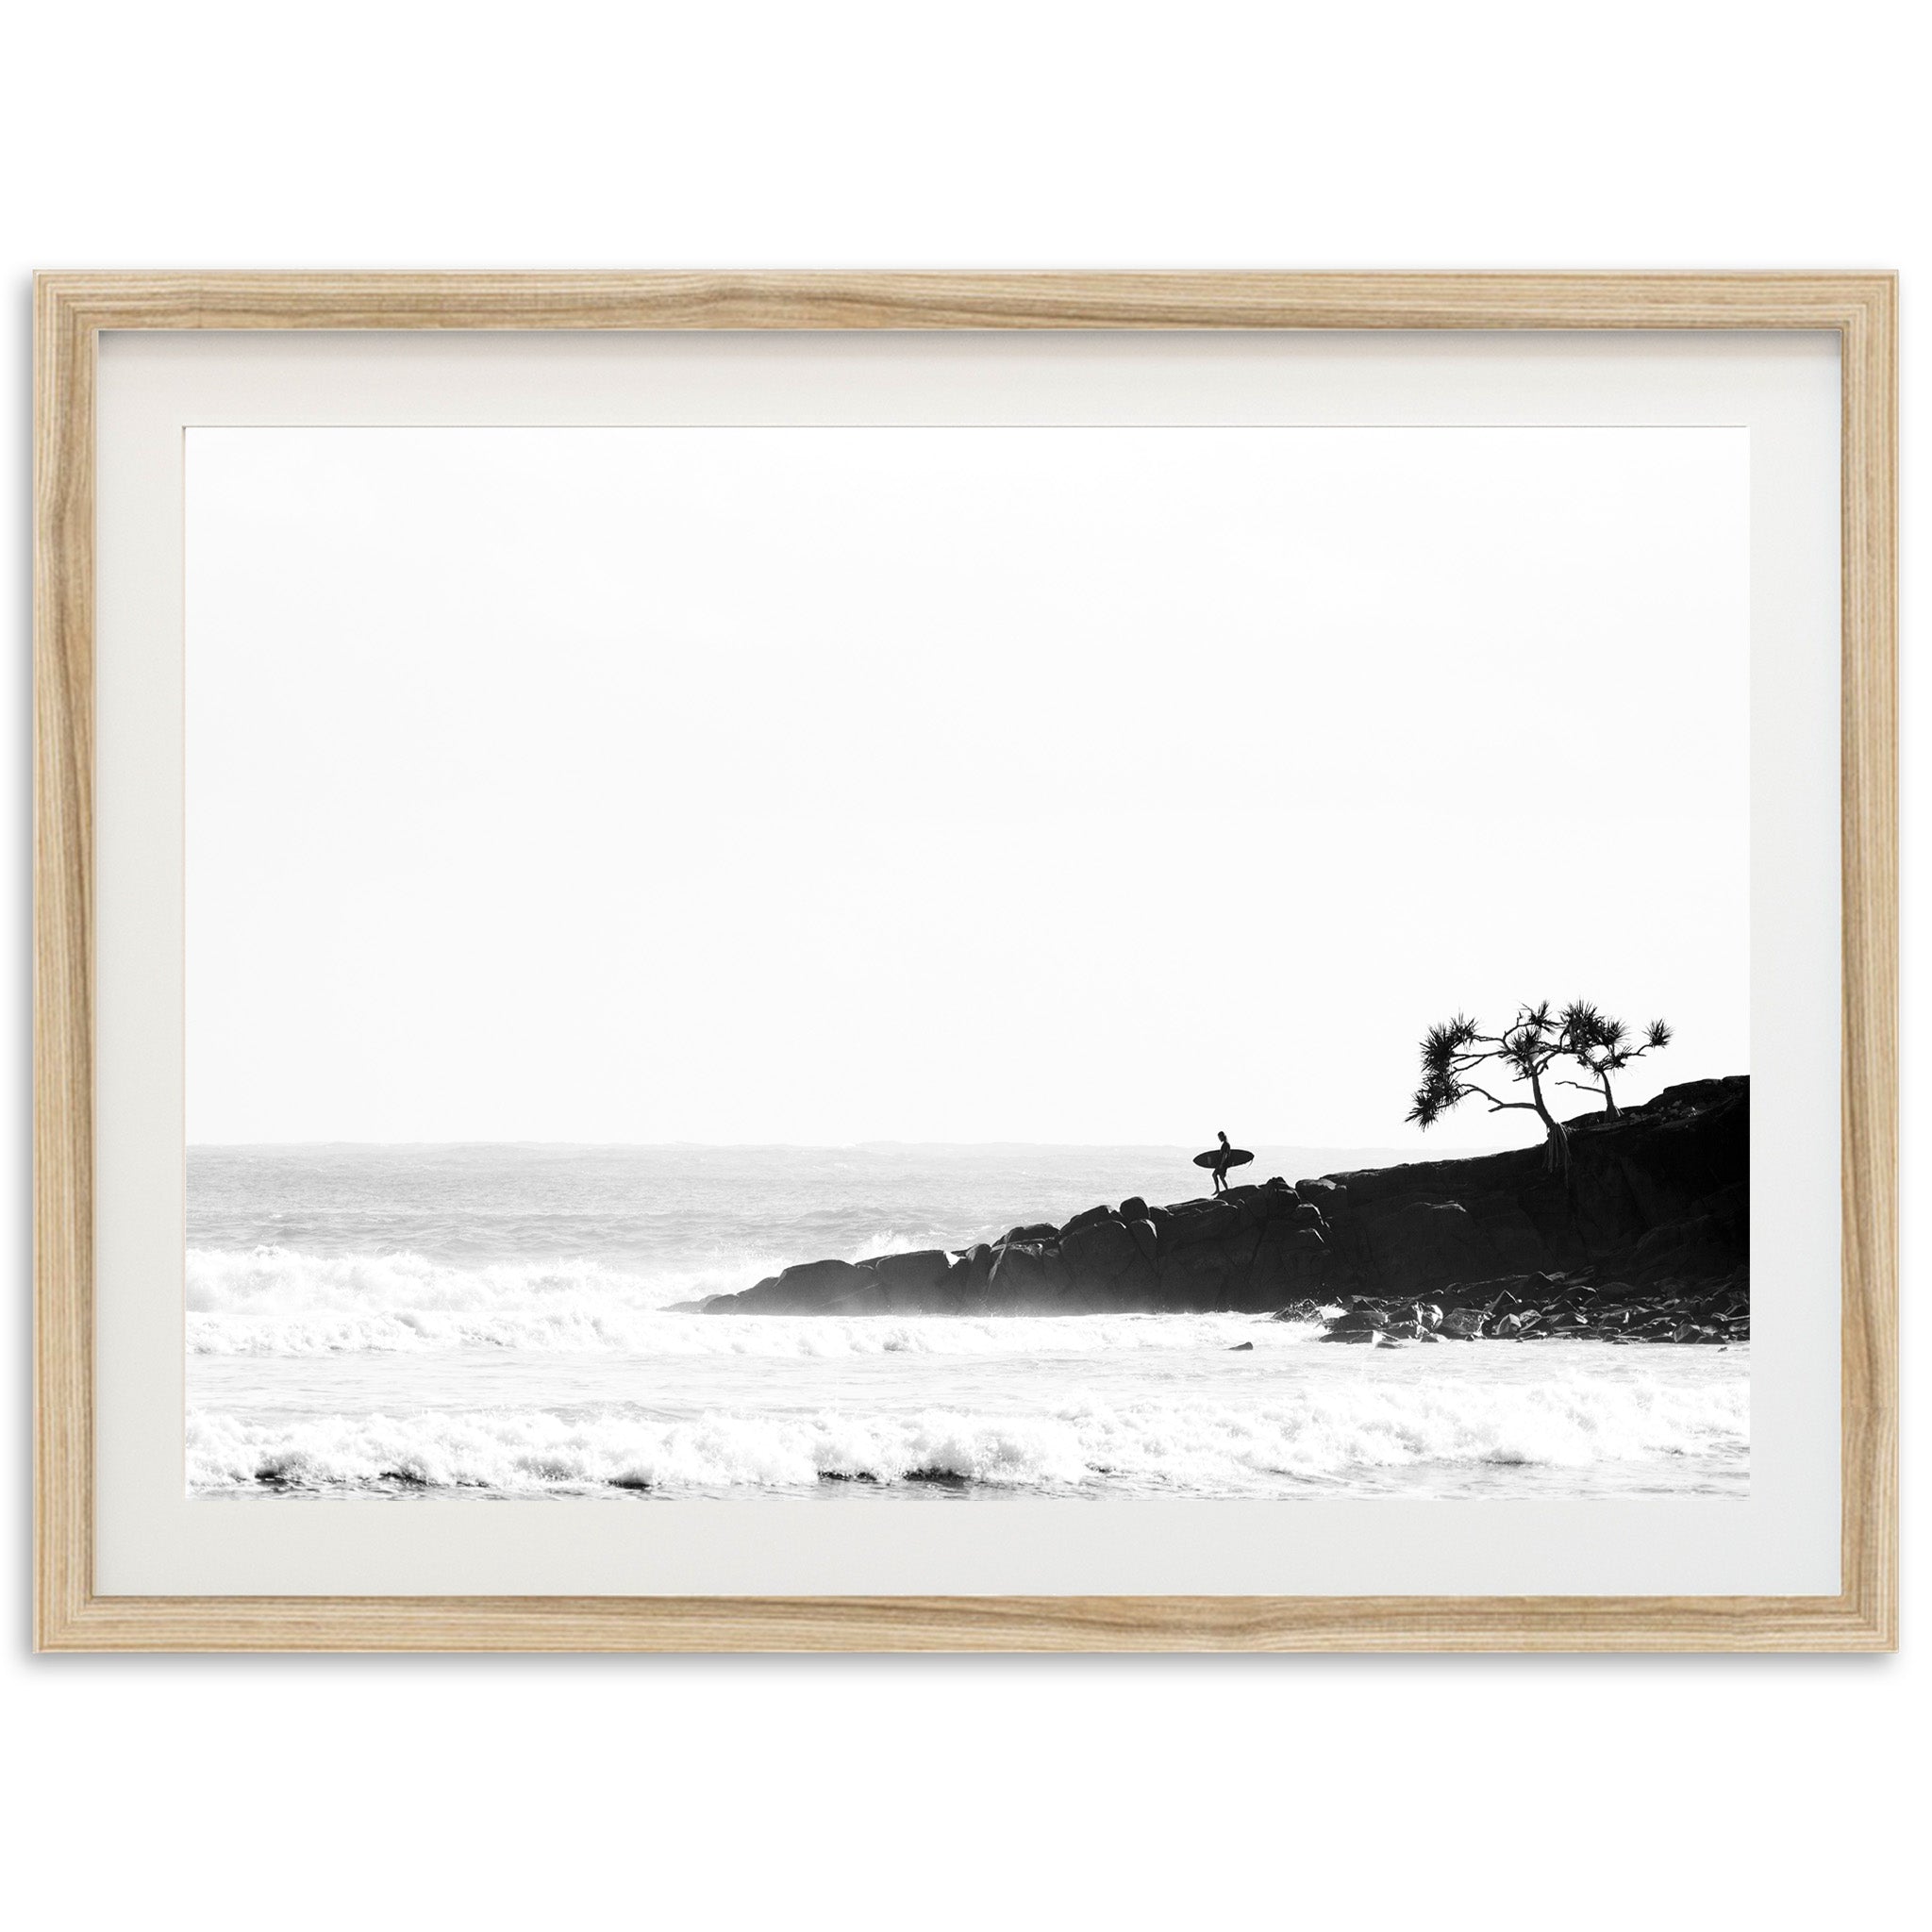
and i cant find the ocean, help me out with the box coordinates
[187,1144,1750,1500]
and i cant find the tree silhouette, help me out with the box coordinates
[1406,1000,1622,1174]
[1554,1003,1672,1118]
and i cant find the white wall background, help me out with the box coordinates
[3,4,1920,1928]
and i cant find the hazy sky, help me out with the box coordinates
[187,425,1748,1147]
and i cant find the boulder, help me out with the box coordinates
[738,1257,867,1312]
[1157,1199,1243,1251]
[1248,1224,1327,1301]
[987,1241,1065,1310]
[941,1243,996,1313]
[1239,1193,1278,1230]
[859,1249,952,1307]
[1061,1204,1117,1236]
[1274,1298,1327,1323]
[1060,1215,1158,1300]
[818,1280,890,1315]
[1158,1251,1253,1309]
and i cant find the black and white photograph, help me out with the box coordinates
[8,0,1922,1924]
[186,423,1750,1502]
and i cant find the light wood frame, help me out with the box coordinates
[33,273,1898,1652]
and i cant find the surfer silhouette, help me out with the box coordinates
[1210,1130,1234,1194]
[1193,1132,1252,1191]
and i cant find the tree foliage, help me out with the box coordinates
[1555,1003,1672,1117]
[1406,999,1674,1169]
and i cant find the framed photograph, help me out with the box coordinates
[34,274,1896,1651]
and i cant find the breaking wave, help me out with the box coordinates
[188,1374,1748,1496]
[187,1245,1306,1358]
[189,1303,1291,1358]
[187,1241,940,1354]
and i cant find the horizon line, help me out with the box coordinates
[184,1137,1454,1152]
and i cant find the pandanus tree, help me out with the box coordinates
[1406,1000,1675,1171]
[1554,1003,1672,1118]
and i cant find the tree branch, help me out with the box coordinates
[1460,1083,1540,1114]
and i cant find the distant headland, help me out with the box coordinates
[698,1077,1749,1343]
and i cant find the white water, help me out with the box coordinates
[188,1315,1749,1501]
[187,1146,1750,1501]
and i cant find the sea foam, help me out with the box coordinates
[187,1241,922,1353]
[186,1244,1302,1357]
[187,1372,1748,1497]
[187,1302,1281,1359]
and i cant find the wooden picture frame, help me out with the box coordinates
[33,273,1897,1652]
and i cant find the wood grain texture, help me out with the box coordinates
[25,1590,1905,1654]
[33,275,95,1657]
[32,274,1899,1652]
[1836,277,1900,1653]
[19,270,1903,335]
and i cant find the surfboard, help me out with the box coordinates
[1193,1147,1254,1169]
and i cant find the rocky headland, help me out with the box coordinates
[700,1077,1749,1344]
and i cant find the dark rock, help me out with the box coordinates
[703,1079,1748,1325]
[818,1281,890,1315]
[1060,1214,1158,1299]
[987,1241,1069,1310]
[858,1249,953,1308]
[1230,1191,1274,1230]
[1362,1200,1493,1289]
[1159,1216,1261,1307]
[1228,1341,1256,1351]
[1274,1299,1326,1322]
[1061,1204,1117,1236]
[1248,1224,1327,1302]
[724,1257,866,1312]
[1158,1198,1243,1250]
[1628,1185,1748,1285]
